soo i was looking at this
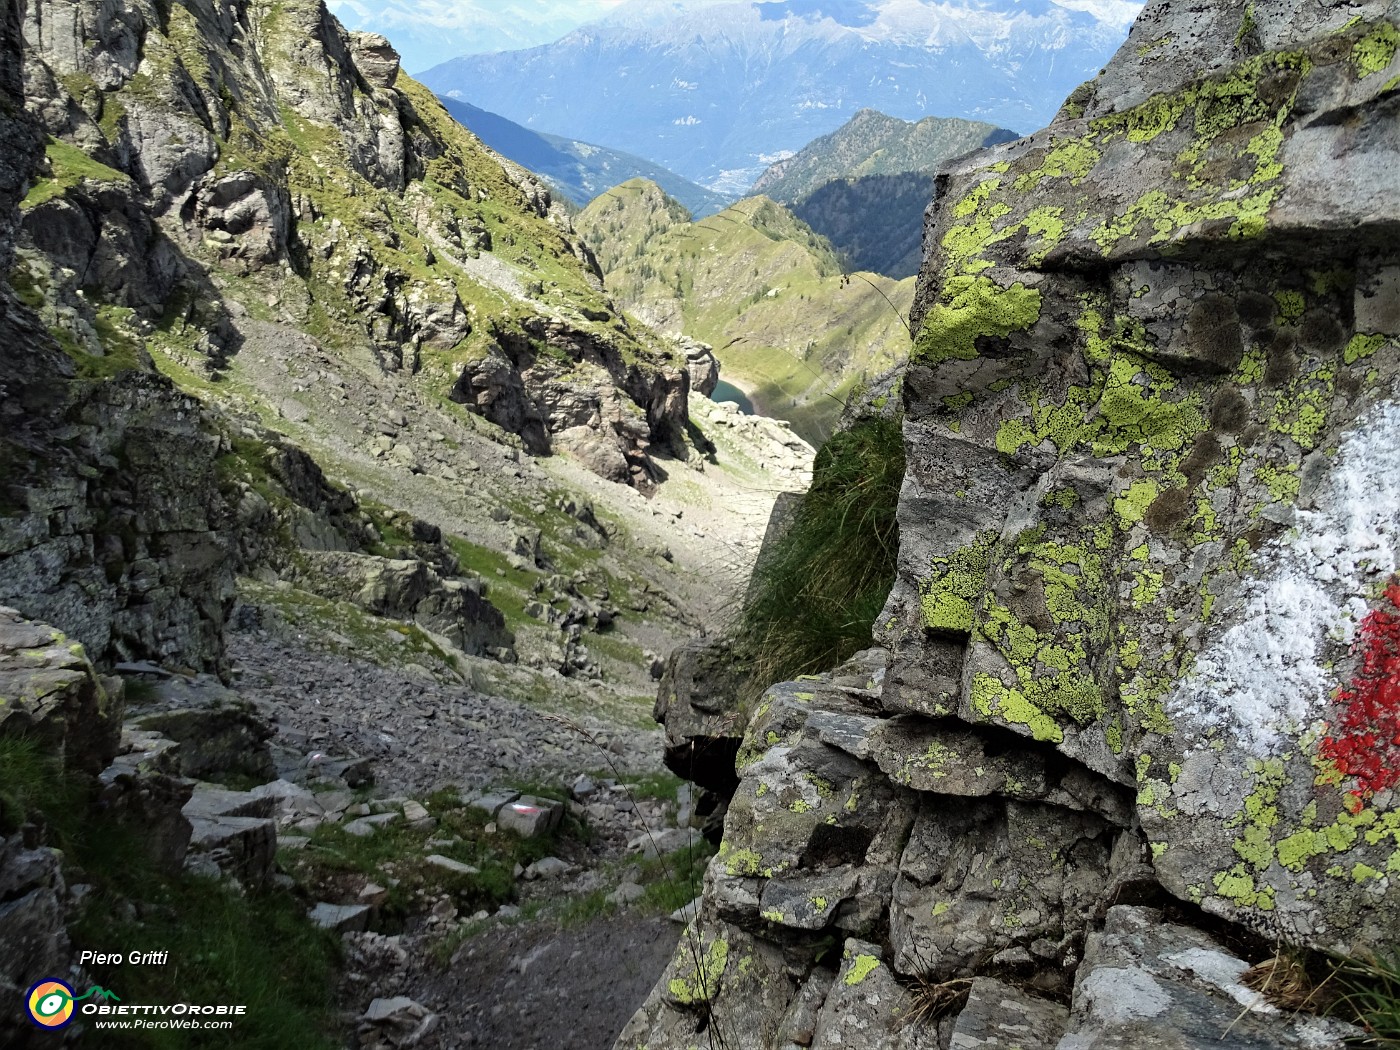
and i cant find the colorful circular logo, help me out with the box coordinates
[26,979,76,1029]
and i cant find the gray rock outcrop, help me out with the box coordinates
[292,550,508,657]
[624,1,1400,1046]
[0,606,123,776]
[0,611,124,1048]
[16,0,692,490]
[678,336,720,398]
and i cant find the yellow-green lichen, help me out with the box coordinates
[1234,4,1256,46]
[1273,289,1305,322]
[1344,333,1386,365]
[971,673,1065,743]
[920,532,998,632]
[1114,479,1162,526]
[911,275,1043,366]
[844,954,881,986]
[1352,21,1399,77]
[668,937,729,1005]
[725,848,763,877]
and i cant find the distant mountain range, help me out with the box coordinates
[753,108,1019,278]
[327,0,630,73]
[752,108,1017,203]
[419,0,1140,193]
[437,97,731,217]
[577,179,914,443]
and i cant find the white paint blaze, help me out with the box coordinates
[1166,399,1400,754]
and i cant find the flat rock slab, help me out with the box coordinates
[309,902,371,933]
[343,812,400,837]
[360,995,438,1047]
[469,790,521,818]
[425,854,480,877]
[627,827,703,859]
[524,856,571,879]
[496,795,562,838]
[668,897,701,924]
[183,787,275,821]
[186,815,276,886]
[952,977,1066,1049]
[1057,907,1357,1049]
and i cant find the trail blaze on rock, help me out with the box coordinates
[1321,579,1400,811]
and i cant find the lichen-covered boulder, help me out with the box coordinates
[883,0,1400,952]
[0,607,122,776]
[622,2,1400,1047]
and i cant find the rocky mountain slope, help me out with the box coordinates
[751,108,1020,278]
[438,96,732,218]
[9,0,819,699]
[751,107,1018,205]
[419,0,1139,193]
[1,1,815,1043]
[790,172,936,279]
[625,0,1400,1046]
[577,179,914,443]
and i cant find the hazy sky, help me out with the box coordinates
[332,0,1142,73]
[330,0,644,70]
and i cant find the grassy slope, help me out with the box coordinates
[578,179,914,444]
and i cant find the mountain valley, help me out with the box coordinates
[577,179,914,443]
[436,96,732,219]
[4,0,1400,1049]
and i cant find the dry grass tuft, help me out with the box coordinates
[902,974,973,1030]
[1242,951,1334,1013]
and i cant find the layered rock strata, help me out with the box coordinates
[626,1,1400,1046]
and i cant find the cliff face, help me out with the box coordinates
[2,0,711,674]
[627,1,1400,1047]
[894,0,1399,952]
[0,0,237,673]
[17,0,688,487]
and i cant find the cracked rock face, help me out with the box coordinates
[888,0,1400,951]
[627,1,1399,1047]
[16,0,691,491]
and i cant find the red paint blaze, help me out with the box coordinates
[1321,581,1400,811]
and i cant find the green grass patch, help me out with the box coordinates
[735,414,904,703]
[1331,952,1400,1046]
[0,735,86,840]
[616,771,685,805]
[637,839,714,914]
[554,886,616,927]
[21,137,130,210]
[70,822,341,1050]
[585,630,646,666]
[444,535,535,628]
